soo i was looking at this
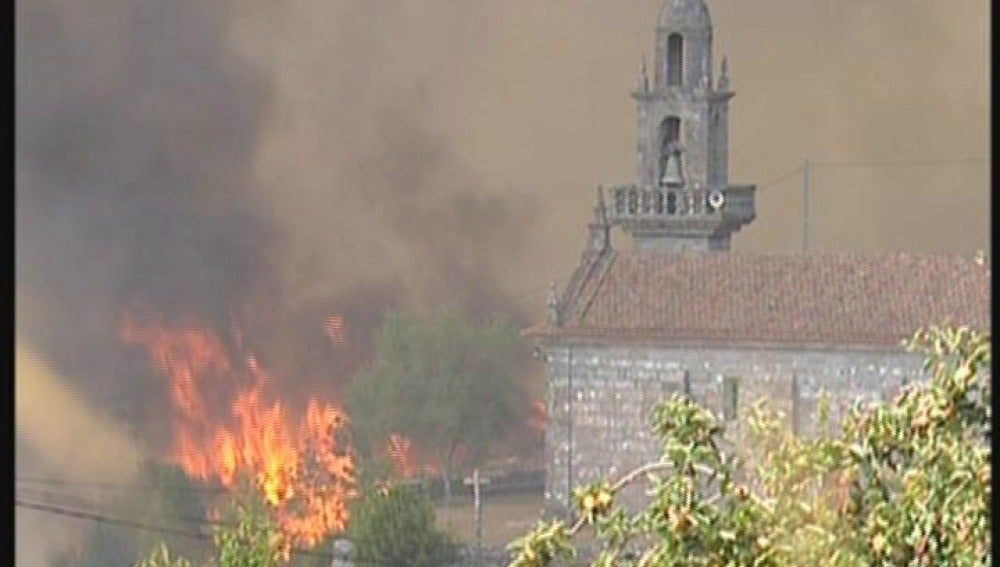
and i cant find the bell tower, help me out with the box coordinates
[608,0,756,252]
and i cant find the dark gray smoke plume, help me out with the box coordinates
[17,1,537,560]
[17,0,279,428]
[16,0,537,413]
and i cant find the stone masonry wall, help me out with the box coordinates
[541,342,924,515]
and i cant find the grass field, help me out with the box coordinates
[434,490,545,546]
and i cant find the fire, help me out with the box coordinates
[324,315,350,350]
[324,314,353,371]
[386,433,439,479]
[120,315,355,553]
[528,400,547,432]
[387,434,417,478]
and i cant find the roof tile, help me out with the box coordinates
[530,251,990,346]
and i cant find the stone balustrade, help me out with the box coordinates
[606,183,755,227]
[610,184,718,219]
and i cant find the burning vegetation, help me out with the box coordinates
[386,433,440,480]
[119,315,355,551]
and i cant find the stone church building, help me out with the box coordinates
[524,0,990,514]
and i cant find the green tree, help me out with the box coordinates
[135,494,284,567]
[347,484,458,567]
[507,326,991,566]
[348,307,525,501]
[211,499,283,567]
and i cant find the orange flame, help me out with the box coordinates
[386,434,439,479]
[324,314,353,372]
[386,434,417,478]
[324,315,350,350]
[120,315,355,553]
[528,400,547,432]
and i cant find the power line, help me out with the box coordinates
[810,158,988,168]
[16,498,217,541]
[757,165,803,192]
[15,498,341,562]
[511,154,987,298]
[756,157,987,192]
[16,476,228,494]
[16,494,481,566]
[15,486,216,529]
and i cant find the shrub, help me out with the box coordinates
[348,484,458,567]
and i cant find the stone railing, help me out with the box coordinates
[606,183,755,225]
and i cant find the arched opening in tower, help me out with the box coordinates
[659,116,681,184]
[667,33,683,86]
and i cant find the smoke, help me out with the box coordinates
[16,341,144,567]
[711,0,989,254]
[228,0,987,302]
[16,342,143,481]
[231,0,538,315]
[16,0,278,430]
[15,0,547,507]
[17,1,534,558]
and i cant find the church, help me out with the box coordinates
[524,0,990,514]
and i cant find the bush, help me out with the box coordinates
[348,484,458,567]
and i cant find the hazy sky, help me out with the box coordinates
[236,0,989,306]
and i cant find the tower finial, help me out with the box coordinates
[546,281,561,326]
[584,185,612,256]
[639,57,650,93]
[594,185,608,223]
[718,55,730,91]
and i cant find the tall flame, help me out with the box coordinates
[120,316,355,552]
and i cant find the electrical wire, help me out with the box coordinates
[15,497,341,562]
[811,157,988,168]
[16,476,229,494]
[757,165,803,192]
[488,153,989,302]
[17,493,497,566]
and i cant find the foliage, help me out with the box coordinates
[133,494,285,567]
[210,498,284,567]
[347,307,526,498]
[135,543,194,567]
[507,326,991,566]
[347,483,458,567]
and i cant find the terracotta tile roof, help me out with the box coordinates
[527,250,991,346]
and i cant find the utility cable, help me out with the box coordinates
[16,476,229,494]
[757,165,803,192]
[16,498,341,562]
[811,157,987,168]
[17,495,491,566]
